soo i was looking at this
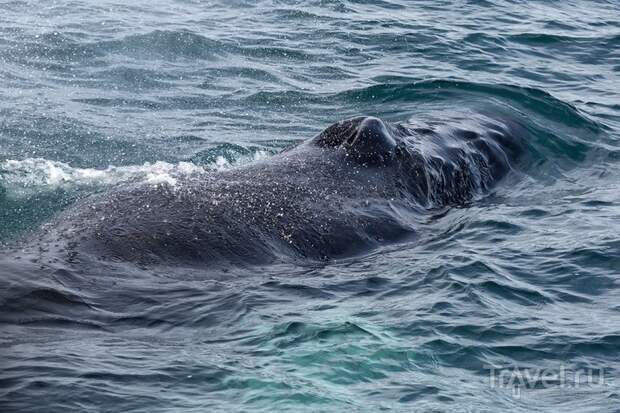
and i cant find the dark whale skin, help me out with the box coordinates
[26,116,525,268]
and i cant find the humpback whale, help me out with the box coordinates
[24,116,524,268]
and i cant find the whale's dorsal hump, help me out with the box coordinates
[312,116,397,166]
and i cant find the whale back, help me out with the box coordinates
[17,116,527,269]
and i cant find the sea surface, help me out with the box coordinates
[1,1,620,411]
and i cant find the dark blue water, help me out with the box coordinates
[1,1,620,411]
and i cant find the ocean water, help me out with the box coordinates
[1,0,620,411]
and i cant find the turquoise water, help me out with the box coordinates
[1,0,620,411]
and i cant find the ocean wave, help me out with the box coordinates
[103,30,226,61]
[1,28,323,70]
[2,30,225,65]
[339,80,601,130]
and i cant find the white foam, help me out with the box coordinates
[0,150,271,198]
